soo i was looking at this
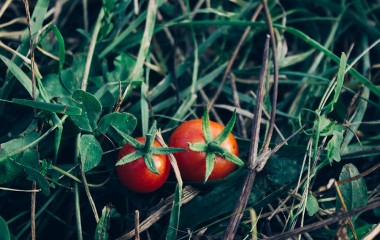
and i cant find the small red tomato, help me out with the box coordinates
[116,137,170,193]
[169,119,239,182]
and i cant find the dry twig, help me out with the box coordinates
[263,201,380,240]
[223,34,271,240]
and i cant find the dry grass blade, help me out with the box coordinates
[363,223,380,240]
[117,186,200,240]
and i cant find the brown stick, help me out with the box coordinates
[134,210,140,240]
[263,200,380,240]
[336,161,380,185]
[223,35,271,240]
[23,0,37,239]
[261,0,279,153]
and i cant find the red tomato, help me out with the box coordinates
[116,137,170,193]
[168,119,239,182]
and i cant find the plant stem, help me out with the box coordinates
[223,35,271,240]
[261,0,279,153]
[23,0,37,238]
[74,134,83,240]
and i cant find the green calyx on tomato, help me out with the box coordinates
[188,109,245,182]
[114,121,186,174]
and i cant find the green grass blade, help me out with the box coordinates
[115,151,144,166]
[0,55,37,98]
[321,53,347,113]
[10,98,82,115]
[0,216,10,240]
[99,0,166,58]
[204,152,215,182]
[170,20,380,98]
[141,81,149,136]
[165,184,182,240]
[214,110,236,144]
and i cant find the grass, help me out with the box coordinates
[1,0,380,239]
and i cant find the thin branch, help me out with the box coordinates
[336,161,380,185]
[23,0,38,239]
[262,0,279,152]
[135,210,140,240]
[208,3,263,109]
[263,200,380,240]
[223,35,271,240]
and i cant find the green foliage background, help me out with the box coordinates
[0,0,379,239]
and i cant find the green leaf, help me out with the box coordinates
[111,126,143,148]
[188,142,208,152]
[166,184,182,240]
[337,164,368,221]
[214,110,236,144]
[42,72,71,99]
[116,150,144,166]
[264,156,303,186]
[80,135,103,172]
[14,149,51,196]
[317,115,337,136]
[222,151,245,167]
[0,216,10,240]
[97,112,137,143]
[342,88,369,150]
[326,130,344,163]
[0,55,37,98]
[202,108,213,143]
[151,147,187,155]
[95,205,112,240]
[306,194,319,216]
[179,171,267,229]
[374,207,380,217]
[70,90,102,132]
[141,82,149,135]
[148,121,157,135]
[322,52,347,114]
[144,154,159,175]
[37,25,66,76]
[0,132,40,184]
[9,98,82,115]
[204,152,216,182]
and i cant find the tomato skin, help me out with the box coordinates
[116,137,170,193]
[168,119,239,182]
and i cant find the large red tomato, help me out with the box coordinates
[168,119,239,182]
[116,137,170,193]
